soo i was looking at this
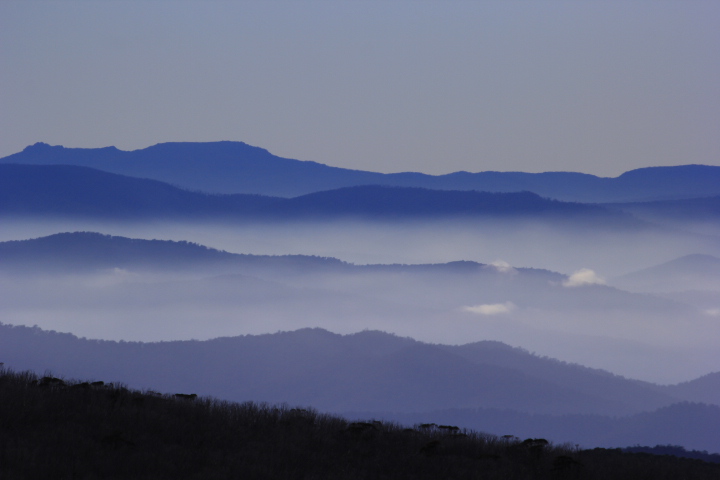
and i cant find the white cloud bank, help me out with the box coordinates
[462,302,516,315]
[487,260,517,274]
[563,268,605,287]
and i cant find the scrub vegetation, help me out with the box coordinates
[1,368,718,480]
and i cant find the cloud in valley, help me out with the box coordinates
[487,260,517,274]
[563,268,605,287]
[462,302,516,316]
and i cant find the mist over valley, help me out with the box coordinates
[4,3,719,473]
[1,141,720,453]
[0,230,718,384]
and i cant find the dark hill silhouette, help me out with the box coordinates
[3,369,718,480]
[353,402,720,454]
[0,164,633,223]
[4,141,720,201]
[623,445,720,465]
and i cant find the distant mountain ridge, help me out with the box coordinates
[609,195,720,223]
[0,232,693,322]
[0,325,697,416]
[0,164,627,222]
[1,324,718,452]
[0,164,278,219]
[611,254,720,293]
[667,372,720,406]
[3,141,720,202]
[0,232,346,274]
[0,232,559,278]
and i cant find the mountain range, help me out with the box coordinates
[0,164,628,223]
[4,141,720,202]
[1,323,718,452]
[1,232,715,386]
[0,232,707,320]
[0,231,346,274]
[2,140,719,455]
[0,232,678,316]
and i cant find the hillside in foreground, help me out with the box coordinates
[1,368,719,480]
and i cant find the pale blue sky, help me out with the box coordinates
[1,0,718,176]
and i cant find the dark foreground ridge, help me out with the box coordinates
[0,368,718,480]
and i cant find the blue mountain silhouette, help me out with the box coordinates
[0,164,629,222]
[4,141,720,201]
[2,324,718,451]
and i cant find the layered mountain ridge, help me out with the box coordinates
[0,164,627,222]
[4,141,720,202]
[1,323,719,452]
[2,140,719,454]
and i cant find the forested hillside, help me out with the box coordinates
[1,368,718,480]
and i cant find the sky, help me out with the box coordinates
[1,0,719,176]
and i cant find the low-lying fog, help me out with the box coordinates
[3,217,720,276]
[2,217,720,384]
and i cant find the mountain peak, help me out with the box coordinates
[24,142,58,151]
